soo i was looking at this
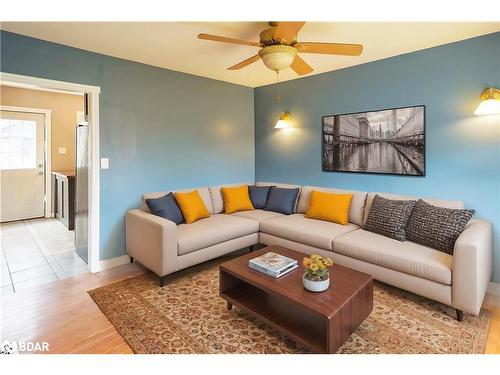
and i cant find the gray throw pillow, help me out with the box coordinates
[363,195,417,241]
[146,192,185,225]
[406,199,475,254]
[264,187,300,215]
[249,185,273,209]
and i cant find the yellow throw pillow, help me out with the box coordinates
[305,190,353,225]
[174,190,210,224]
[221,185,254,214]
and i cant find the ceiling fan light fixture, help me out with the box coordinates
[258,45,297,71]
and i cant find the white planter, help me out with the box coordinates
[303,274,330,292]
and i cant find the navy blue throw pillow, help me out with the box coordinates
[264,187,300,215]
[146,192,185,225]
[249,185,272,209]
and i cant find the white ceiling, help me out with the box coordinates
[1,22,498,87]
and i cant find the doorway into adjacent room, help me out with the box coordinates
[0,75,100,295]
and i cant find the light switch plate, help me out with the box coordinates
[58,147,67,154]
[100,158,109,169]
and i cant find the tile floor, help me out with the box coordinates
[1,218,88,296]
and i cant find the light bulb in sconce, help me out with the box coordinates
[275,112,292,129]
[474,88,500,115]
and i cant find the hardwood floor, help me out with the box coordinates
[1,262,499,354]
[483,293,500,354]
[0,262,147,354]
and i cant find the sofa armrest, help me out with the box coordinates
[126,209,178,277]
[452,219,492,315]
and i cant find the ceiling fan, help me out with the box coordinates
[198,22,363,76]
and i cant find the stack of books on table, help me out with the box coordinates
[248,252,298,279]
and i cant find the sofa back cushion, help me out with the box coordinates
[256,181,302,212]
[363,192,463,226]
[209,182,251,214]
[297,185,367,226]
[264,187,300,215]
[143,186,214,214]
[145,192,185,225]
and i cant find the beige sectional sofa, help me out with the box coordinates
[126,181,493,320]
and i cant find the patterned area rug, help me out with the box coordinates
[88,260,491,354]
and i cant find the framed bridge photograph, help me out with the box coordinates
[322,105,425,176]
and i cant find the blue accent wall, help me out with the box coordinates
[2,30,499,283]
[254,32,500,282]
[1,31,255,260]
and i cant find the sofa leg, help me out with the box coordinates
[249,245,255,252]
[130,257,134,263]
[159,276,166,287]
[456,309,464,321]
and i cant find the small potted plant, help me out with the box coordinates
[302,254,334,292]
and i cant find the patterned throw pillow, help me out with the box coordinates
[363,195,417,241]
[406,199,475,254]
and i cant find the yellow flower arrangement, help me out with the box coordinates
[303,254,334,281]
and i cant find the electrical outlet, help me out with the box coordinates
[58,147,67,154]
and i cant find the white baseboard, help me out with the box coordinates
[487,282,500,296]
[96,255,131,272]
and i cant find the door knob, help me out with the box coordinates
[38,171,44,175]
[38,164,43,168]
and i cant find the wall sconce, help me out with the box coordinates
[275,111,292,129]
[474,87,500,115]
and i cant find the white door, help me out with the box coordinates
[0,111,45,222]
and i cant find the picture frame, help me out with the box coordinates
[322,105,425,176]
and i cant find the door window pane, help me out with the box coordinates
[23,121,36,138]
[0,118,38,169]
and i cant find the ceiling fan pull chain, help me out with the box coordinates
[275,70,280,103]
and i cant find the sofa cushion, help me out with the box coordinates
[209,183,251,214]
[220,185,254,214]
[363,192,463,226]
[145,192,184,225]
[333,229,453,285]
[177,214,259,256]
[248,185,272,209]
[406,199,475,255]
[231,209,285,223]
[363,194,417,241]
[260,214,359,250]
[175,190,210,224]
[256,182,302,212]
[305,190,353,225]
[143,187,214,214]
[297,185,367,226]
[265,187,300,215]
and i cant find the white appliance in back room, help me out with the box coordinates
[75,94,89,263]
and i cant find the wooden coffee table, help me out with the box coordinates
[219,245,373,353]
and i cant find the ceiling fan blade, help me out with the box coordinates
[296,42,363,56]
[274,22,305,43]
[228,55,261,70]
[198,33,261,47]
[290,55,313,76]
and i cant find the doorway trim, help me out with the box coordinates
[1,72,101,273]
[0,105,53,218]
